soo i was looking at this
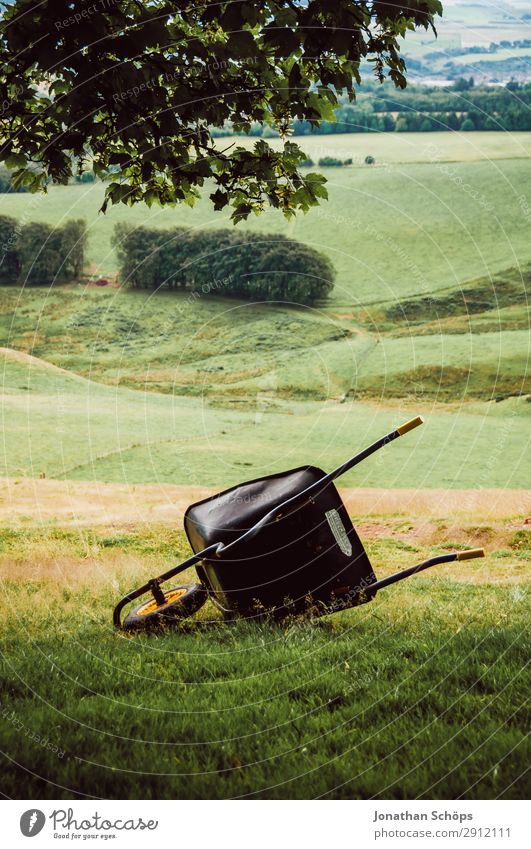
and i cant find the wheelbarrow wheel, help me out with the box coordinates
[123,583,207,632]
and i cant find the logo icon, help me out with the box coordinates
[20,810,46,837]
[325,508,352,556]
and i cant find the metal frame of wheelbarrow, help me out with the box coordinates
[113,416,485,630]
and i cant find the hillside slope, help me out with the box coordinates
[1,347,529,488]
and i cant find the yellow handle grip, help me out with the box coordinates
[396,416,424,436]
[457,548,486,561]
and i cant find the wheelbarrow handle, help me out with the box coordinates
[369,547,486,593]
[204,416,426,560]
[326,416,424,483]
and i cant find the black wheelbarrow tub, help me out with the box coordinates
[113,417,486,630]
[184,465,377,617]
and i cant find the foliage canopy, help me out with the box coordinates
[0,1,442,220]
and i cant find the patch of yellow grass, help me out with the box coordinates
[1,477,528,528]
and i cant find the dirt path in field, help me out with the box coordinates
[1,477,529,528]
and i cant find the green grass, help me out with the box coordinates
[401,2,530,63]
[1,261,529,405]
[0,132,529,487]
[1,345,529,488]
[352,330,530,400]
[0,128,529,800]
[1,133,530,308]
[0,523,528,800]
[449,48,531,66]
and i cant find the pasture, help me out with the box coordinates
[1,133,531,307]
[0,337,529,489]
[0,494,528,799]
[0,130,529,799]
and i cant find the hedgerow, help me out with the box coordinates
[113,225,335,305]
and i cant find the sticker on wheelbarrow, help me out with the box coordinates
[325,509,352,556]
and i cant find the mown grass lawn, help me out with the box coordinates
[0,523,528,800]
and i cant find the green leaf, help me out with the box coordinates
[5,153,26,169]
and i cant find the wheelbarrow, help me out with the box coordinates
[113,416,485,631]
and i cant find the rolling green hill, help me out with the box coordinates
[0,128,528,803]
[1,133,531,308]
[0,132,528,490]
[1,346,529,489]
[2,258,528,405]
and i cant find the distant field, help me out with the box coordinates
[1,133,530,308]
[1,131,529,488]
[402,0,530,54]
[449,47,531,66]
[2,261,528,404]
[225,130,531,164]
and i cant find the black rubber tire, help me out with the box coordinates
[123,583,207,632]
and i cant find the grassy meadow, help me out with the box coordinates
[0,131,529,799]
[1,132,531,306]
[0,340,529,489]
[0,516,528,800]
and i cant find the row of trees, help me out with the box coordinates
[215,82,531,137]
[370,79,530,113]
[392,109,531,133]
[289,102,531,135]
[114,225,335,305]
[0,216,86,285]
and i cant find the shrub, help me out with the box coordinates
[113,226,335,305]
[0,215,20,284]
[18,223,61,285]
[0,217,87,285]
[365,155,375,165]
[74,172,96,183]
[59,220,87,280]
[318,156,352,167]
